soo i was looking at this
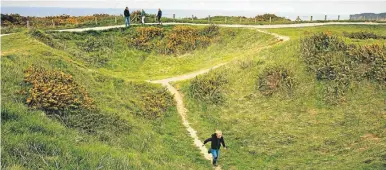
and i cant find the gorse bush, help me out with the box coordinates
[301,32,386,104]
[343,31,386,39]
[189,71,228,104]
[128,27,163,52]
[23,66,94,115]
[136,88,174,119]
[22,66,131,136]
[128,25,220,55]
[257,66,295,96]
[164,25,213,54]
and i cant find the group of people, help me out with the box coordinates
[123,7,162,27]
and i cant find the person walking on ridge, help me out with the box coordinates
[141,9,146,25]
[156,8,162,25]
[124,7,130,27]
[202,130,227,167]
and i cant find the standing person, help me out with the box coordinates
[124,7,130,27]
[156,8,162,25]
[202,130,227,167]
[141,9,146,25]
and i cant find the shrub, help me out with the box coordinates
[30,29,64,49]
[301,32,346,71]
[164,26,212,54]
[127,25,220,55]
[128,27,163,52]
[348,44,386,83]
[200,24,220,38]
[136,88,174,119]
[79,37,103,52]
[301,32,386,104]
[64,109,131,135]
[254,14,290,22]
[23,66,94,116]
[257,66,295,96]
[189,71,228,104]
[343,31,385,39]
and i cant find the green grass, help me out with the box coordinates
[174,25,386,169]
[2,24,385,169]
[44,25,277,80]
[1,30,215,169]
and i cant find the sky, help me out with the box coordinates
[2,1,386,15]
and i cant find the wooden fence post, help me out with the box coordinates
[325,15,327,21]
[115,17,117,24]
[255,17,257,23]
[27,20,30,29]
[269,17,272,23]
[52,19,55,28]
[208,15,210,23]
[173,14,175,22]
[95,17,97,24]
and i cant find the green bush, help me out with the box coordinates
[348,44,386,83]
[200,24,220,38]
[301,32,346,73]
[189,71,228,104]
[30,29,64,49]
[257,66,295,96]
[135,88,174,119]
[301,32,386,104]
[343,31,386,39]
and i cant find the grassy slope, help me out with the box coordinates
[47,26,276,80]
[1,33,210,169]
[175,25,386,169]
[1,26,277,169]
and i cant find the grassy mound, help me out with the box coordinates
[43,25,276,80]
[175,25,386,169]
[1,32,210,169]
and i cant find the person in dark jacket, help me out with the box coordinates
[124,7,130,27]
[141,9,146,25]
[156,8,162,25]
[203,130,227,166]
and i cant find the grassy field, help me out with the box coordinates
[1,25,278,169]
[174,25,386,169]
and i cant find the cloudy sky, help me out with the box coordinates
[2,0,386,15]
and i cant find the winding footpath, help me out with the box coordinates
[2,22,384,168]
[148,27,289,169]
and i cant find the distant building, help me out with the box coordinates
[349,12,386,20]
